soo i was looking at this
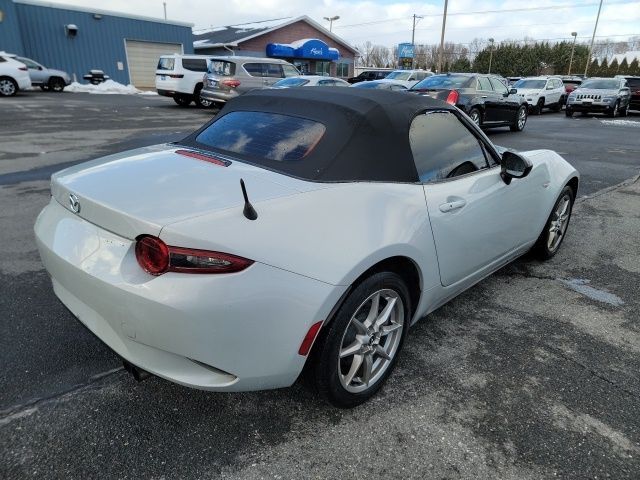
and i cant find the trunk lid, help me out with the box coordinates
[51,144,309,239]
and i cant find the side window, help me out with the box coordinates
[243,63,263,77]
[318,79,335,86]
[264,63,283,78]
[181,59,208,72]
[478,77,493,91]
[282,64,299,77]
[490,78,508,95]
[18,58,39,69]
[391,84,406,91]
[410,111,490,183]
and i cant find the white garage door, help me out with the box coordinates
[125,40,183,88]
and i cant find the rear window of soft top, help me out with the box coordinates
[195,111,326,162]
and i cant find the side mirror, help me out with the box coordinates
[501,151,532,185]
[509,88,517,94]
[38,66,43,70]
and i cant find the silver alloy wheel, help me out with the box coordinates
[0,79,16,96]
[338,289,404,393]
[517,107,527,130]
[547,193,571,252]
[470,110,481,126]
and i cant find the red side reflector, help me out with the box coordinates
[445,89,459,105]
[221,79,240,88]
[298,321,323,356]
[175,149,230,167]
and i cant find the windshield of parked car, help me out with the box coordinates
[514,79,546,89]
[385,71,412,81]
[208,60,235,76]
[195,111,326,162]
[411,75,471,90]
[272,77,309,87]
[579,79,619,89]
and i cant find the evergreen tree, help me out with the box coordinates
[618,58,629,75]
[609,59,619,76]
[629,58,640,75]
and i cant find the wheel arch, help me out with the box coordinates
[193,81,204,95]
[566,176,579,197]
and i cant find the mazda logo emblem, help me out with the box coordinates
[69,193,81,213]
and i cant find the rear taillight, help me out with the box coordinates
[168,74,184,78]
[19,66,28,71]
[445,89,459,105]
[135,236,170,276]
[221,79,240,88]
[135,235,253,275]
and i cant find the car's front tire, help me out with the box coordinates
[533,98,545,115]
[565,108,574,117]
[533,185,575,260]
[510,105,527,131]
[311,271,411,408]
[0,77,18,96]
[608,101,620,118]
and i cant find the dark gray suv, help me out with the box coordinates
[565,77,631,117]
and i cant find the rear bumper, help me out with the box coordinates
[200,87,238,103]
[157,89,177,98]
[35,198,346,391]
[17,75,31,91]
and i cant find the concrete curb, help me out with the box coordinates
[576,173,640,204]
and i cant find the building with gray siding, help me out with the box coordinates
[0,0,194,87]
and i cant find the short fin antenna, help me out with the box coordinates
[240,179,258,221]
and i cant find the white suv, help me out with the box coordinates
[156,54,220,107]
[0,52,31,97]
[512,76,565,114]
[381,69,433,88]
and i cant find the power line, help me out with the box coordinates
[334,0,636,29]
[418,18,633,32]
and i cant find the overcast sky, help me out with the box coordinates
[48,0,640,48]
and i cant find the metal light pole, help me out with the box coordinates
[488,38,495,73]
[568,32,578,75]
[585,0,603,76]
[163,2,167,20]
[323,15,340,32]
[411,14,424,69]
[437,0,449,73]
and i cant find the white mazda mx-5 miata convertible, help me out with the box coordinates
[35,88,578,407]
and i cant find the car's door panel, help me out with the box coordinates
[477,76,500,122]
[489,77,513,122]
[424,165,547,286]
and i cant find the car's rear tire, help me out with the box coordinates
[510,105,527,131]
[310,271,411,408]
[173,95,192,107]
[0,77,18,96]
[48,77,65,92]
[468,108,482,127]
[532,185,574,260]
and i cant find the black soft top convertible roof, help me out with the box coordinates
[179,87,455,183]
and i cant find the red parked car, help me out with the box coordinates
[560,77,582,105]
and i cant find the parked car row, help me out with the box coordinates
[0,51,71,96]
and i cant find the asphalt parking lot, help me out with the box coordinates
[1,92,639,479]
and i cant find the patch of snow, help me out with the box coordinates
[559,278,625,306]
[600,119,640,127]
[65,80,156,95]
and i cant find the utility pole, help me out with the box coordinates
[568,32,578,75]
[323,15,340,32]
[585,0,603,76]
[488,38,495,73]
[163,2,167,20]
[437,0,449,73]
[411,14,423,69]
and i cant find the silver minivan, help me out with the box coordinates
[200,57,299,106]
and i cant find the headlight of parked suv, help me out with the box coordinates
[602,97,615,102]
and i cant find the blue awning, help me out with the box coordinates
[266,38,339,61]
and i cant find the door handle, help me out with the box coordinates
[481,95,488,98]
[439,199,467,213]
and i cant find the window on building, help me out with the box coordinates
[316,61,330,76]
[336,63,349,77]
[410,111,489,183]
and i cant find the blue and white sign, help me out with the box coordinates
[397,43,415,59]
[266,38,340,61]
